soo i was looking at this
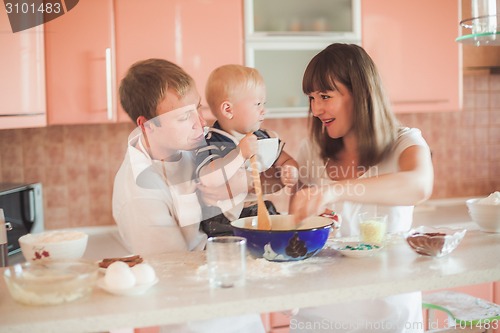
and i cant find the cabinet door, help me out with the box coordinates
[45,0,116,124]
[115,0,243,123]
[0,11,46,129]
[362,0,461,113]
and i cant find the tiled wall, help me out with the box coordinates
[0,74,498,229]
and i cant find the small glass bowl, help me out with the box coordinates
[405,226,467,258]
[3,259,99,306]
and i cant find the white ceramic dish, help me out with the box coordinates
[97,277,159,296]
[330,241,382,258]
[466,198,500,233]
[19,230,88,262]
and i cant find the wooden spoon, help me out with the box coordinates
[250,155,272,230]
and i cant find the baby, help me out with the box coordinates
[196,64,299,237]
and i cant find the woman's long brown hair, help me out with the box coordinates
[302,43,400,167]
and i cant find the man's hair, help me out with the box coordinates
[119,59,194,123]
[302,43,400,167]
[205,64,265,114]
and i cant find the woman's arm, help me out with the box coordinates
[289,145,433,220]
[335,145,433,205]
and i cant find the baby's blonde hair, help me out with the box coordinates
[205,64,265,115]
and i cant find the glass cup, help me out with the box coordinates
[358,214,388,246]
[206,236,247,288]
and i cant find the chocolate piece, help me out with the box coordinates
[98,255,144,268]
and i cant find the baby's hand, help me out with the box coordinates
[280,164,299,187]
[238,134,258,159]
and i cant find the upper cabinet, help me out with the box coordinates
[246,0,360,40]
[114,0,243,123]
[0,10,46,129]
[245,0,461,117]
[45,0,243,125]
[244,0,361,118]
[362,0,462,113]
[44,0,115,125]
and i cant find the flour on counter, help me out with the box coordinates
[196,255,331,281]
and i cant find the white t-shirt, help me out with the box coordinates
[112,127,264,333]
[112,129,207,255]
[292,127,429,333]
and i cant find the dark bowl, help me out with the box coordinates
[230,215,337,261]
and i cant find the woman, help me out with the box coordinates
[289,44,433,332]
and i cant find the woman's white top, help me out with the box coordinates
[292,127,429,333]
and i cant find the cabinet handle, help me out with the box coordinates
[105,47,114,121]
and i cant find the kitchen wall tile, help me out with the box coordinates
[45,185,68,208]
[462,75,475,91]
[491,109,500,125]
[489,75,500,90]
[475,75,489,91]
[489,126,500,144]
[24,166,45,184]
[474,92,489,109]
[474,127,489,143]
[474,110,489,126]
[462,91,475,109]
[491,144,500,161]
[490,92,500,108]
[460,108,476,127]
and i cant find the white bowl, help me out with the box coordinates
[19,230,88,262]
[466,198,500,233]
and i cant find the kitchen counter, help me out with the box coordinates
[1,218,499,333]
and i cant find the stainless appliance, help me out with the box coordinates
[0,182,44,256]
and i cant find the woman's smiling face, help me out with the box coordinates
[307,81,354,139]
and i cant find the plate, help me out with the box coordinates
[97,277,159,296]
[331,241,381,258]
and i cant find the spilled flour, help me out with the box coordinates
[196,255,332,281]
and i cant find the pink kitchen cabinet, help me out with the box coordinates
[44,0,116,124]
[362,0,461,113]
[45,0,243,125]
[270,312,291,332]
[114,0,243,122]
[0,10,46,129]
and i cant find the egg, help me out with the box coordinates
[104,261,136,289]
[131,263,156,285]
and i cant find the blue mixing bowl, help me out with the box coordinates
[230,215,335,261]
